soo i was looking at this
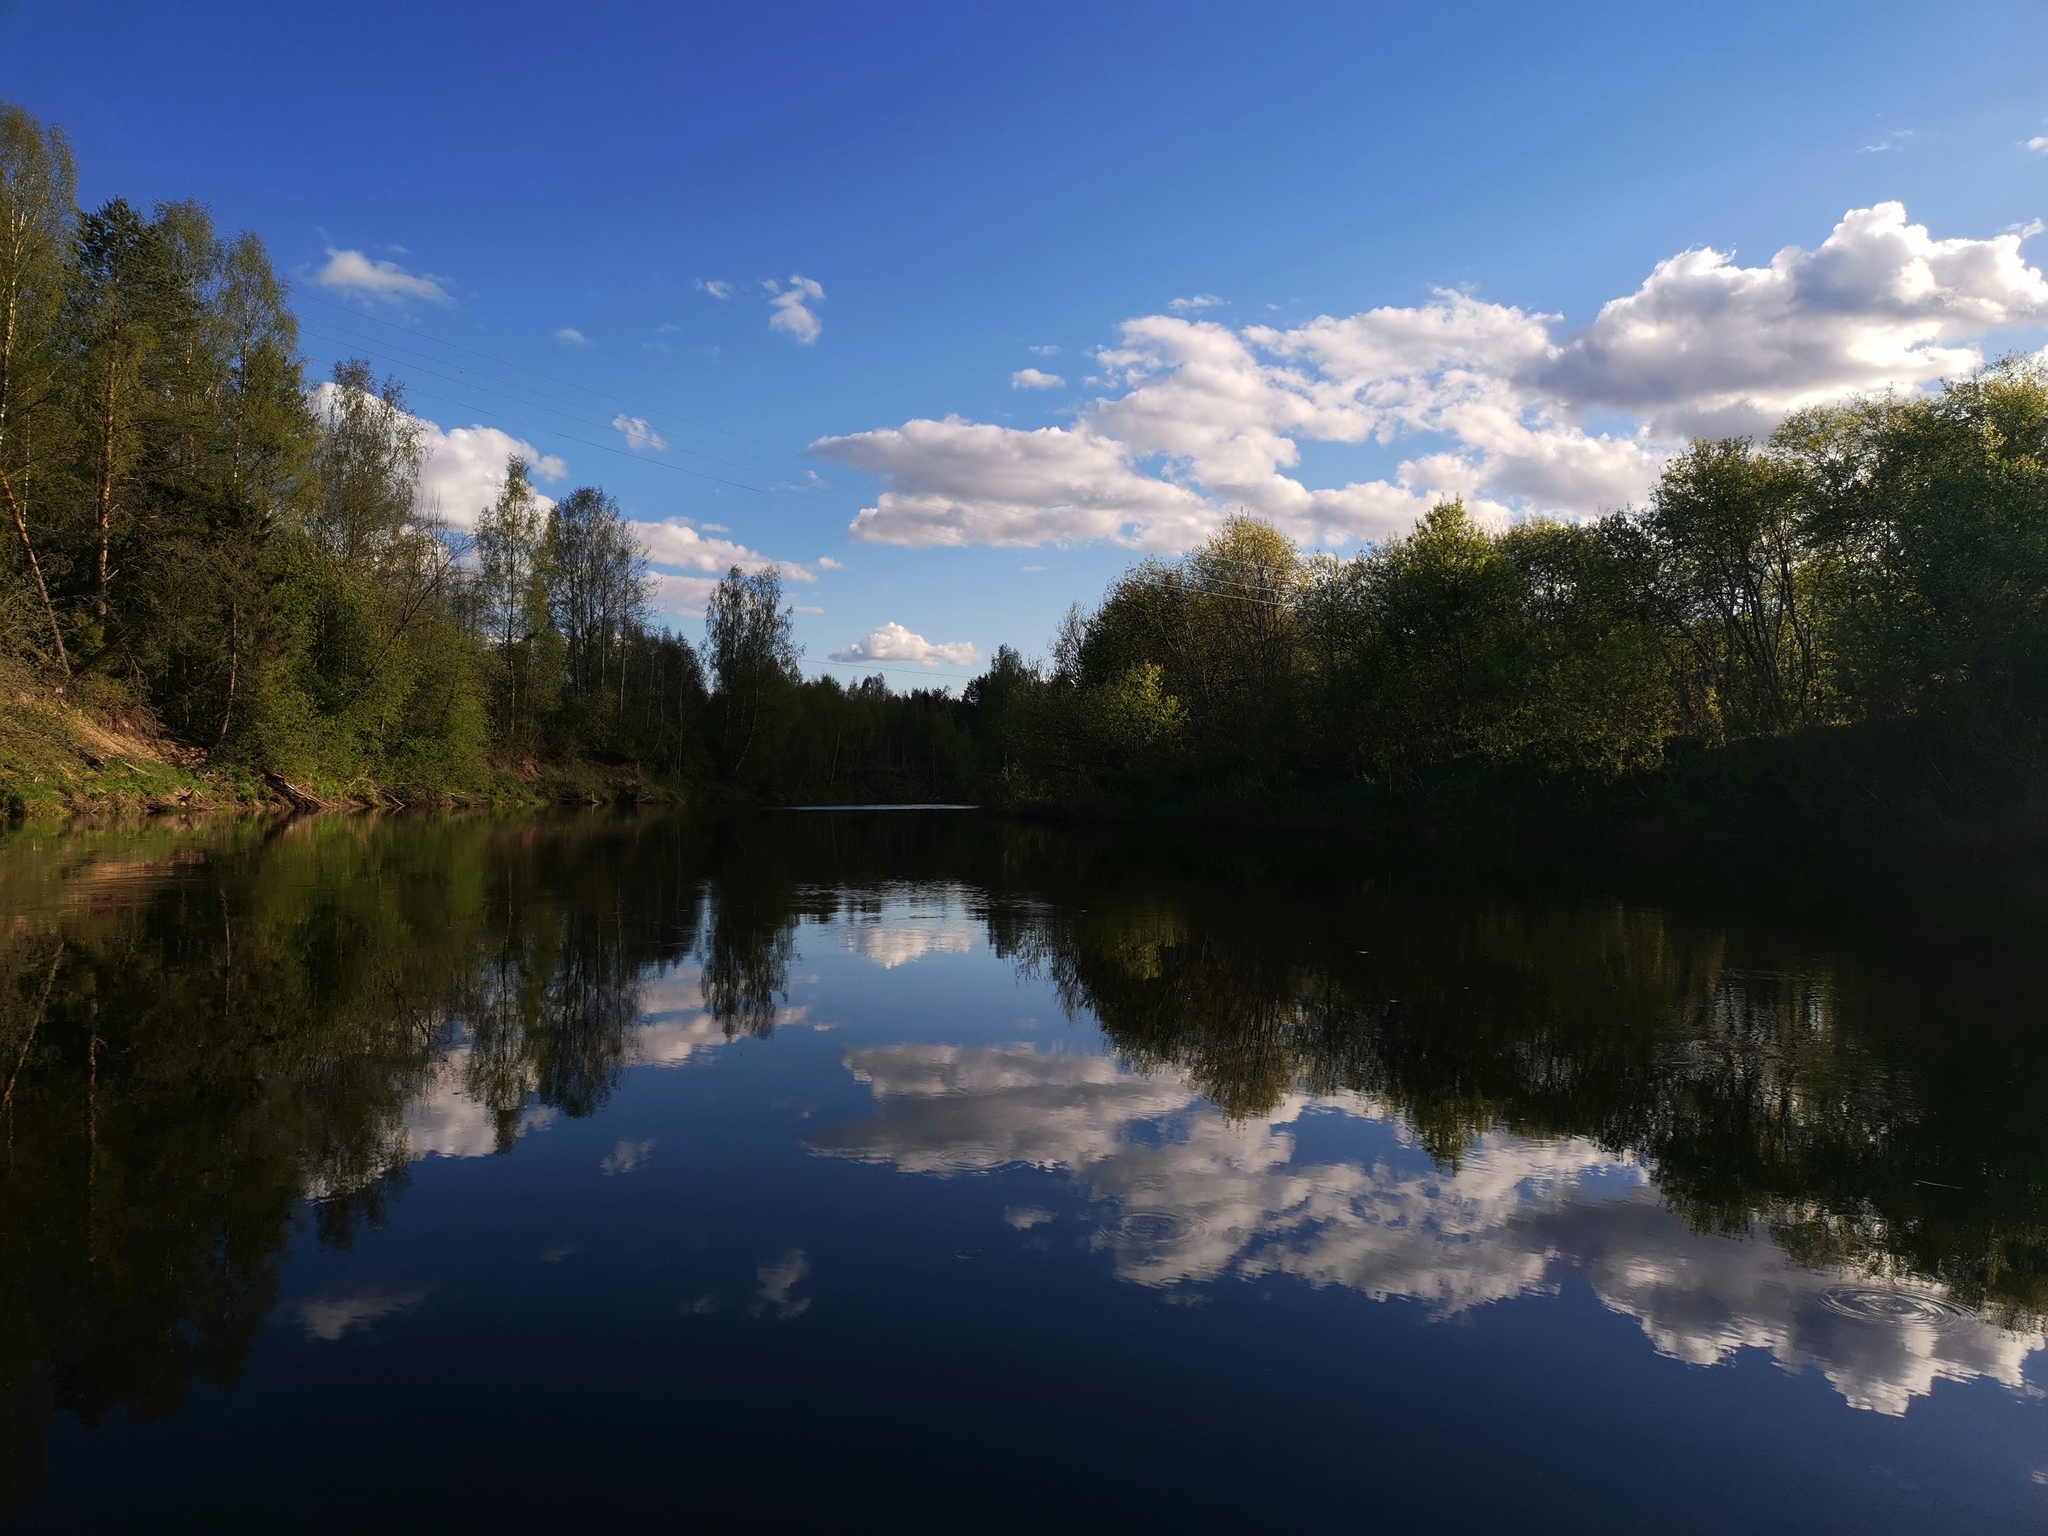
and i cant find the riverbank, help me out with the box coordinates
[0,681,690,821]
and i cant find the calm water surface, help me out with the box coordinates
[0,811,2044,1531]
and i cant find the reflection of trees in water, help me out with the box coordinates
[991,870,2046,1332]
[702,875,797,1040]
[0,810,2041,1498]
[0,816,717,1507]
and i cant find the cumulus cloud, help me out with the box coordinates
[1169,294,1224,311]
[308,383,568,532]
[1528,201,2048,436]
[1029,344,1061,356]
[417,421,567,530]
[1011,368,1065,390]
[601,1137,658,1175]
[813,203,2048,552]
[754,1248,811,1319]
[829,622,980,670]
[811,1044,2044,1415]
[697,278,736,299]
[817,415,1217,549]
[612,413,668,451]
[840,912,980,967]
[314,248,452,305]
[648,572,735,615]
[767,275,825,344]
[300,1287,427,1342]
[554,327,589,346]
[631,519,813,580]
[2027,136,2048,156]
[398,1047,557,1162]
[629,519,825,618]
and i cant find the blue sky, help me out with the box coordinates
[4,0,2047,684]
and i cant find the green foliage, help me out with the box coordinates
[6,92,2048,825]
[704,564,801,779]
[0,100,705,804]
[976,367,2048,823]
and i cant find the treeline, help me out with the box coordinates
[966,360,2048,822]
[0,102,974,807]
[8,95,2048,823]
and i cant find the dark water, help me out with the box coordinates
[0,812,2044,1531]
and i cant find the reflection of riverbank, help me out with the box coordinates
[811,1043,2041,1416]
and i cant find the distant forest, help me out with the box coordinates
[5,100,2048,826]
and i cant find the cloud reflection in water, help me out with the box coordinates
[810,1044,2041,1416]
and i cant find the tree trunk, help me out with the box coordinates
[94,353,119,621]
[0,463,69,679]
[217,602,239,744]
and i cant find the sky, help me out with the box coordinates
[4,0,2047,686]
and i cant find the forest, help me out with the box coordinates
[5,98,2048,829]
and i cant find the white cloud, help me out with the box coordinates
[813,203,2048,551]
[309,383,567,532]
[554,327,589,346]
[630,519,826,618]
[630,969,732,1067]
[1169,294,1224,311]
[754,1248,811,1318]
[2026,136,2048,156]
[1011,368,1065,390]
[839,913,981,968]
[811,1044,2045,1416]
[816,555,844,569]
[612,413,668,451]
[601,1137,657,1175]
[828,621,981,669]
[417,421,567,531]
[817,415,1217,549]
[402,1047,558,1159]
[767,275,825,344]
[632,519,813,580]
[314,248,452,305]
[299,1287,427,1342]
[697,278,736,299]
[1527,201,2048,435]
[811,1044,1196,1174]
[1029,344,1061,356]
[649,573,730,615]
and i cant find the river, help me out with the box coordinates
[0,810,2041,1530]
